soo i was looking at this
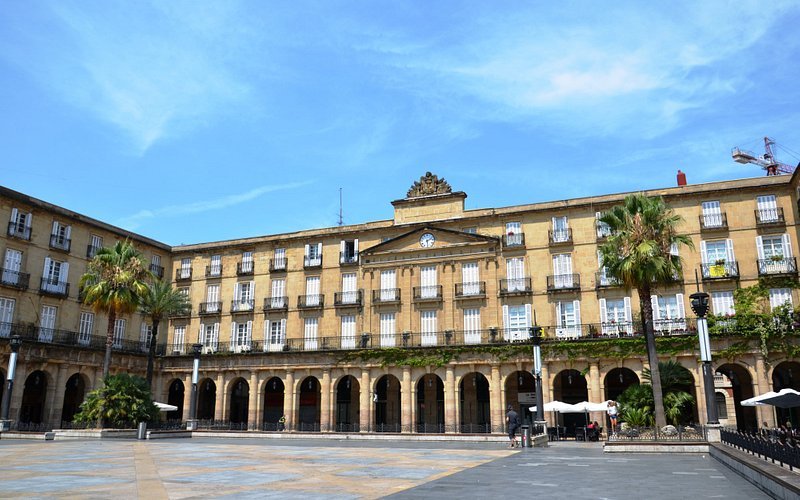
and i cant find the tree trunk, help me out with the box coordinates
[103,308,117,380]
[146,319,159,390]
[639,285,667,428]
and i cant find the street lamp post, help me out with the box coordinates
[689,291,720,441]
[530,326,545,423]
[0,336,22,432]
[186,343,203,431]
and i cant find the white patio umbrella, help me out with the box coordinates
[741,388,800,408]
[154,401,178,412]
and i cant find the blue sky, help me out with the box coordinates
[2,1,800,245]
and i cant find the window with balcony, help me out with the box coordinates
[8,208,32,240]
[549,254,578,290]
[550,216,571,244]
[200,322,220,353]
[41,257,69,296]
[87,234,103,259]
[700,201,726,229]
[238,251,254,275]
[150,254,164,278]
[504,222,524,247]
[379,312,395,347]
[420,310,437,346]
[140,323,153,352]
[113,318,126,349]
[50,221,72,252]
[172,325,186,353]
[459,262,482,297]
[271,248,287,271]
[304,317,319,350]
[341,315,357,349]
[2,248,28,290]
[503,304,531,341]
[417,265,439,300]
[177,258,192,280]
[303,276,321,307]
[596,211,611,239]
[769,288,793,310]
[599,297,632,335]
[711,291,735,316]
[201,284,221,314]
[230,320,253,352]
[555,301,581,338]
[74,311,92,346]
[340,239,359,265]
[757,234,795,275]
[266,319,286,352]
[232,281,255,312]
[651,294,686,333]
[464,308,481,344]
[700,239,738,279]
[207,255,222,277]
[0,297,15,338]
[338,272,359,305]
[39,305,57,342]
[596,250,619,288]
[504,257,528,293]
[756,194,782,224]
[266,279,287,310]
[304,243,322,268]
[377,269,399,302]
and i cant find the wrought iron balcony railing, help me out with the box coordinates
[372,288,401,304]
[7,222,31,240]
[546,273,580,292]
[304,256,322,269]
[549,229,573,245]
[699,213,728,231]
[700,261,740,280]
[49,234,71,252]
[339,252,358,266]
[237,261,254,275]
[231,299,255,313]
[413,285,443,302]
[39,278,69,297]
[263,296,288,311]
[270,258,287,272]
[149,263,164,278]
[175,268,192,281]
[298,294,324,309]
[198,302,223,315]
[0,268,30,290]
[502,233,525,248]
[455,281,486,298]
[499,278,532,295]
[757,257,797,276]
[205,265,223,278]
[595,271,622,288]
[334,290,363,307]
[596,223,611,240]
[0,322,156,355]
[86,244,102,259]
[755,207,785,226]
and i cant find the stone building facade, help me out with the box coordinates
[1,171,799,432]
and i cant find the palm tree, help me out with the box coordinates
[139,279,190,388]
[599,194,693,428]
[643,360,694,394]
[80,241,151,379]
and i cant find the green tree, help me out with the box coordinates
[139,279,190,388]
[80,240,151,379]
[73,373,159,428]
[599,194,693,428]
[643,360,694,394]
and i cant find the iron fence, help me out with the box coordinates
[721,428,800,471]
[607,425,707,442]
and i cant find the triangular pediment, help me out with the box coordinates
[360,226,499,264]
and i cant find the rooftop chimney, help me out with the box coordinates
[677,170,687,186]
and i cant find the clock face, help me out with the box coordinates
[419,233,435,248]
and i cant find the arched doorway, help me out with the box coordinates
[263,377,285,431]
[197,378,216,421]
[374,374,401,432]
[229,378,249,428]
[60,373,86,424]
[460,372,490,433]
[416,374,444,433]
[505,371,536,425]
[662,362,699,425]
[298,376,320,431]
[335,375,360,432]
[166,379,185,421]
[19,370,48,426]
[553,369,588,433]
[772,361,800,428]
[716,364,756,431]
[604,368,639,401]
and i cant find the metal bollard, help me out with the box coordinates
[521,424,531,448]
[137,422,147,440]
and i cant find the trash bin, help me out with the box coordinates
[137,421,147,440]
[520,424,531,448]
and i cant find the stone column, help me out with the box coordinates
[694,361,708,425]
[360,369,370,432]
[588,362,602,425]
[248,371,259,429]
[320,369,331,431]
[48,364,69,427]
[411,373,418,433]
[284,370,294,430]
[445,366,456,433]
[9,363,28,423]
[754,356,775,427]
[490,364,502,433]
[214,373,225,421]
[541,363,553,427]
[401,367,412,433]
[182,374,193,421]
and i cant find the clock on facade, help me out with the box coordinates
[419,233,435,248]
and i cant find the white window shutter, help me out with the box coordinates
[199,323,205,343]
[756,236,765,260]
[354,239,359,253]
[61,262,69,282]
[623,297,632,322]
[651,296,660,320]
[573,300,581,326]
[317,242,322,256]
[555,302,563,327]
[783,234,793,257]
[304,244,310,257]
[43,257,51,277]
[213,323,219,344]
[280,318,286,340]
[599,298,607,323]
[250,281,255,297]
[65,225,71,239]
[233,282,240,301]
[264,319,269,340]
[340,240,345,254]
[51,221,58,235]
[676,293,685,318]
[502,305,510,330]
[230,322,236,349]
[246,321,252,342]
[597,250,603,267]
[551,216,557,230]
[726,239,736,262]
[10,208,17,223]
[525,303,532,327]
[699,241,707,264]
[670,243,679,256]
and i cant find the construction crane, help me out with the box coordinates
[732,136,797,176]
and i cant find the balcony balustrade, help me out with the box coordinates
[595,271,621,288]
[304,256,322,269]
[298,294,324,309]
[546,273,580,292]
[263,296,288,311]
[700,261,740,280]
[757,257,797,276]
[39,277,69,297]
[149,263,164,278]
[339,252,358,266]
[0,268,30,290]
[86,244,102,259]
[7,222,31,240]
[755,207,785,226]
[549,229,573,245]
[270,258,287,272]
[175,268,193,281]
[699,213,728,231]
[499,278,532,296]
[334,290,363,307]
[372,288,401,304]
[198,302,223,315]
[49,234,71,252]
[413,285,443,302]
[231,299,255,313]
[502,233,525,248]
[237,261,254,275]
[454,281,486,299]
[205,265,223,278]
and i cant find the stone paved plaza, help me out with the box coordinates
[0,438,770,499]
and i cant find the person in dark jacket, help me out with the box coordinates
[506,405,521,448]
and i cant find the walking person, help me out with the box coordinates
[278,414,286,432]
[506,404,521,448]
[607,401,618,435]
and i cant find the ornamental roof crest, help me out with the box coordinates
[406,172,452,198]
